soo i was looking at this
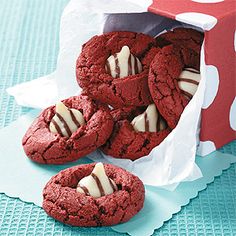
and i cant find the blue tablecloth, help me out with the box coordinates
[0,0,235,235]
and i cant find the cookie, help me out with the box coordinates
[42,163,145,226]
[22,95,114,164]
[101,104,170,160]
[76,31,159,108]
[148,45,201,129]
[156,28,204,69]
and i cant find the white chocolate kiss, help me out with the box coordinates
[77,163,118,198]
[105,45,142,78]
[49,102,85,137]
[131,104,166,132]
[178,68,201,99]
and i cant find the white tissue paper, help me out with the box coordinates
[7,0,206,188]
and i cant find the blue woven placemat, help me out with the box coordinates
[0,0,235,235]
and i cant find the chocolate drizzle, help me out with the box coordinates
[134,57,139,74]
[105,46,142,78]
[79,185,90,196]
[91,173,105,197]
[108,178,118,192]
[181,90,194,99]
[114,54,120,78]
[144,111,166,132]
[177,68,200,99]
[50,103,84,137]
[156,116,167,131]
[56,113,72,137]
[144,113,149,131]
[128,54,132,75]
[185,68,200,74]
[69,109,81,127]
[177,78,199,85]
[131,104,167,133]
[105,62,111,75]
[156,117,161,131]
[51,119,63,137]
[77,170,118,198]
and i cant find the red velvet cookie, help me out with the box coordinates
[42,163,145,226]
[148,45,201,129]
[101,105,171,160]
[76,31,159,108]
[22,95,114,164]
[156,28,204,70]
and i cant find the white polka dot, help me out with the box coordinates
[229,97,236,131]
[197,140,216,156]
[234,30,236,52]
[192,0,224,3]
[202,65,219,109]
[176,12,217,30]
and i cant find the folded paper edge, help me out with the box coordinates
[111,152,236,236]
[6,74,59,109]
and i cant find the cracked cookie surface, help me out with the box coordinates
[42,163,145,226]
[101,106,170,160]
[22,95,114,164]
[76,31,159,108]
[156,28,204,70]
[148,45,191,129]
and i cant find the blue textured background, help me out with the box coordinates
[0,0,235,235]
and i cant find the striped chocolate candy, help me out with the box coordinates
[177,68,201,99]
[49,102,85,137]
[131,104,167,132]
[105,45,142,78]
[77,163,118,198]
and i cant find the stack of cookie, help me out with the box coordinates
[22,28,204,227]
[22,28,203,164]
